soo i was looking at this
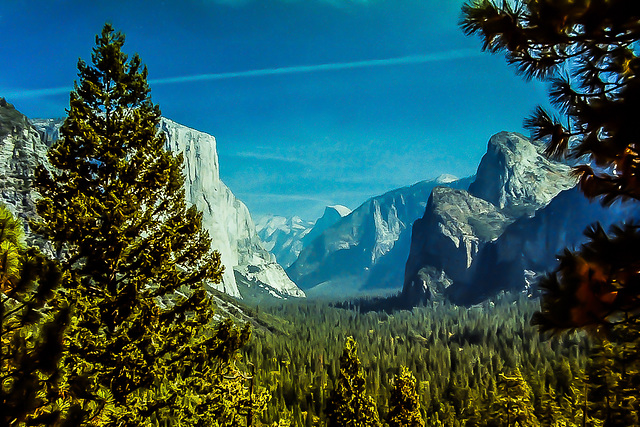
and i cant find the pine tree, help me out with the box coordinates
[490,368,538,426]
[586,340,619,426]
[538,385,562,427]
[461,0,640,333]
[32,23,258,425]
[461,5,640,424]
[325,336,381,427]
[586,330,640,427]
[387,366,425,427]
[0,205,73,425]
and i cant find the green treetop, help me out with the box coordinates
[387,366,425,427]
[32,23,259,425]
[325,336,381,427]
[491,368,538,426]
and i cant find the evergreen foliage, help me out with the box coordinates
[461,3,640,425]
[31,23,261,425]
[387,366,424,427]
[490,368,538,426]
[325,336,381,427]
[0,205,72,425]
[244,294,589,426]
[461,0,640,332]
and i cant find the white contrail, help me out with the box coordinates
[3,86,72,99]
[4,48,481,99]
[149,48,482,85]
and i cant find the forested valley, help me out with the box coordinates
[4,0,640,425]
[242,293,591,426]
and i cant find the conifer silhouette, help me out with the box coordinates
[33,23,261,425]
[461,0,640,333]
[325,337,381,427]
[461,0,640,330]
[462,2,640,425]
[387,366,424,427]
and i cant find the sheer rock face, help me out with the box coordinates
[0,99,50,248]
[403,187,512,291]
[1,102,303,299]
[402,132,581,305]
[151,118,304,299]
[461,187,640,303]
[286,176,472,297]
[402,266,453,304]
[468,131,575,216]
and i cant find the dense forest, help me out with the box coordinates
[243,293,592,426]
[4,0,640,425]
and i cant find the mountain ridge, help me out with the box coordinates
[400,131,636,305]
[0,98,303,300]
[287,175,473,297]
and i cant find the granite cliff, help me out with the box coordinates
[400,131,638,304]
[0,99,303,300]
[287,175,472,297]
[0,99,51,249]
[159,118,303,299]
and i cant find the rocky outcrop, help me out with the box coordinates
[402,132,580,305]
[454,187,640,303]
[403,187,512,292]
[468,132,575,216]
[0,98,50,248]
[287,176,472,297]
[1,101,303,300]
[402,266,453,303]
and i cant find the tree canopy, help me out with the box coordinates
[325,336,381,427]
[0,205,70,425]
[31,23,262,425]
[461,0,640,333]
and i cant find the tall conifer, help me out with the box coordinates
[461,0,640,333]
[33,23,257,425]
[490,368,538,426]
[325,337,381,427]
[461,2,640,424]
[387,366,424,427]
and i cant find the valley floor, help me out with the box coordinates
[242,292,592,426]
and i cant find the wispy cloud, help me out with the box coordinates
[229,151,310,165]
[149,49,482,85]
[209,0,374,6]
[3,49,482,100]
[2,86,72,100]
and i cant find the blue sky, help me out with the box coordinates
[1,0,551,220]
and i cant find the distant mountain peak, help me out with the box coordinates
[468,131,575,217]
[435,174,459,184]
[287,176,473,297]
[326,204,352,217]
[256,205,352,269]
